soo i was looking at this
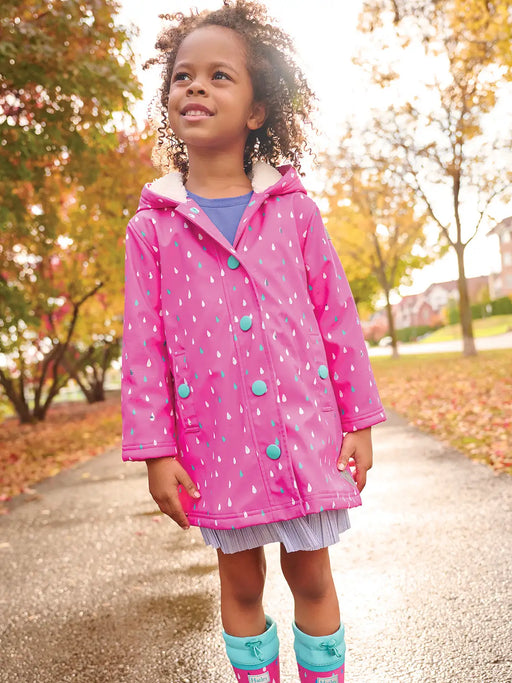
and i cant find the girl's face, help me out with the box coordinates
[168,25,265,158]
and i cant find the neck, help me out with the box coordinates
[185,147,252,199]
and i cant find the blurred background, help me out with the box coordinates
[1,0,511,501]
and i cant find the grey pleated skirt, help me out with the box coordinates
[200,509,350,554]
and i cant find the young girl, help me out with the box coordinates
[122,2,385,681]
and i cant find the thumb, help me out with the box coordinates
[176,468,201,499]
[337,439,354,471]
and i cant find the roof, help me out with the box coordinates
[488,217,512,236]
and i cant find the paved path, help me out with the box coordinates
[1,412,511,683]
[369,331,512,357]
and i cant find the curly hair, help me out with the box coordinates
[143,0,316,177]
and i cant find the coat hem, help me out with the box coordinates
[186,493,362,530]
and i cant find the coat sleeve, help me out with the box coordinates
[302,201,386,432]
[121,214,178,461]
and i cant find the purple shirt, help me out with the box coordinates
[187,191,253,245]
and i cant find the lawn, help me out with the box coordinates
[419,315,512,343]
[1,350,510,505]
[371,349,512,473]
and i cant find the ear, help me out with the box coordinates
[247,101,266,131]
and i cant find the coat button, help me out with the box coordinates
[227,255,240,269]
[240,315,252,331]
[318,364,329,379]
[266,444,281,459]
[178,383,191,398]
[251,380,267,396]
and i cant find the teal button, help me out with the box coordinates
[251,380,267,396]
[178,383,190,398]
[227,255,240,269]
[318,364,329,379]
[240,315,252,331]
[266,444,281,460]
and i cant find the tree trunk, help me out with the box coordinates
[384,290,399,358]
[455,244,477,356]
[0,371,33,423]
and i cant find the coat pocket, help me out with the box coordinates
[309,333,335,412]
[171,350,200,433]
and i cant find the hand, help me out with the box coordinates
[337,427,373,492]
[146,457,201,530]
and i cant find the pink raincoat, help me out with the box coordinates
[121,162,385,529]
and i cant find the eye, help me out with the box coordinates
[173,72,190,82]
[212,71,231,81]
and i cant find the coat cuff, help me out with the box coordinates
[122,442,179,462]
[341,408,386,433]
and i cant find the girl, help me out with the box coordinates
[122,2,385,681]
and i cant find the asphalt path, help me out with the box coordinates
[1,412,511,683]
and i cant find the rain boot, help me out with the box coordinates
[222,615,280,683]
[292,621,345,683]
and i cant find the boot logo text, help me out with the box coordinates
[248,674,271,683]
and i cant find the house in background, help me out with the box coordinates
[488,217,512,298]
[361,220,512,342]
[362,275,489,341]
[392,276,488,330]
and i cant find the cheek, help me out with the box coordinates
[167,91,180,121]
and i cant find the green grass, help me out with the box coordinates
[419,315,512,343]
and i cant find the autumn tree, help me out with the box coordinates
[363,0,512,74]
[61,129,155,403]
[324,147,433,357]
[357,0,512,356]
[0,0,141,421]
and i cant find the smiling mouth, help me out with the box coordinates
[181,105,214,117]
[182,110,213,117]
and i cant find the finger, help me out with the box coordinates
[157,495,191,530]
[337,442,355,471]
[354,465,367,492]
[176,469,201,500]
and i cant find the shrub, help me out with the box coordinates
[395,324,443,343]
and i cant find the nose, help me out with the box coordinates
[186,79,206,96]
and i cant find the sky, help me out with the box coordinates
[116,0,504,298]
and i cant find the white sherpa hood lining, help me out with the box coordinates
[148,161,283,204]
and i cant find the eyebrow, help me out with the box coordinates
[173,61,240,75]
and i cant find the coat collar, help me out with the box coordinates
[149,161,283,204]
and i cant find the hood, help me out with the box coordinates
[136,161,306,212]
